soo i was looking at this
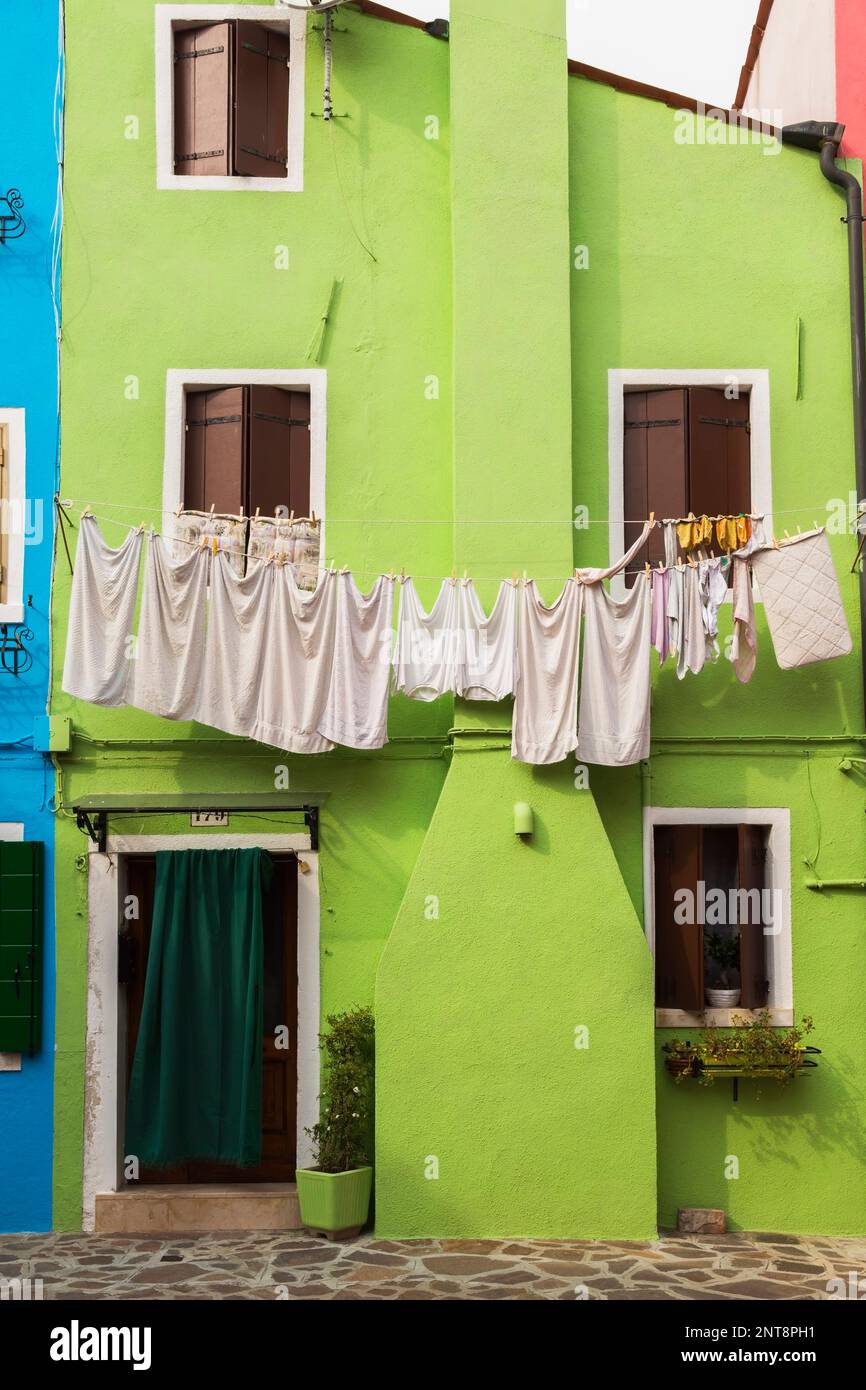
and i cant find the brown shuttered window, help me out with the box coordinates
[623,386,751,584]
[654,825,703,1011]
[234,21,290,178]
[737,824,770,1009]
[174,23,232,176]
[173,21,289,179]
[653,822,770,1012]
[183,386,311,518]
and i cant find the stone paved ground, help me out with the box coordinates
[2,1230,865,1300]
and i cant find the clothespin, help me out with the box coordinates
[212,536,219,557]
[254,507,260,521]
[174,504,183,518]
[784,529,790,540]
[649,511,655,527]
[450,567,457,583]
[240,505,245,520]
[311,511,317,527]
[400,567,406,582]
[512,570,518,587]
[80,506,92,520]
[209,504,215,517]
[340,565,350,575]
[290,511,295,526]
[523,571,528,584]
[388,567,395,581]
[645,562,651,579]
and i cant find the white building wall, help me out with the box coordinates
[743,0,837,129]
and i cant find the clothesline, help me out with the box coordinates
[58,496,838,528]
[61,515,853,770]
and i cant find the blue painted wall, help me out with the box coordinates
[0,0,61,1233]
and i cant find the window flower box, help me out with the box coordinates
[663,1011,820,1094]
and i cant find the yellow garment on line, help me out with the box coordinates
[715,515,753,551]
[676,515,713,550]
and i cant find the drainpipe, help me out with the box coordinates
[782,120,866,714]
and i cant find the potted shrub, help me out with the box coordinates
[663,1012,819,1091]
[296,1005,374,1240]
[705,931,741,1008]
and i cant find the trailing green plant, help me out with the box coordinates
[305,1006,375,1173]
[663,1012,815,1089]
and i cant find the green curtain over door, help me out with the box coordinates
[125,848,272,1167]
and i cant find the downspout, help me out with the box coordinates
[782,120,866,714]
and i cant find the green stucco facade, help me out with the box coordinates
[52,0,866,1238]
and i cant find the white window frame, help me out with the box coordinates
[0,409,26,625]
[643,805,793,1028]
[0,821,24,1071]
[607,369,774,602]
[155,5,306,192]
[162,367,326,563]
[82,831,320,1233]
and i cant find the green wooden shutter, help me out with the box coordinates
[0,841,44,1055]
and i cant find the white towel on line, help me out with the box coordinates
[512,580,584,765]
[127,532,208,722]
[576,577,652,766]
[62,516,143,707]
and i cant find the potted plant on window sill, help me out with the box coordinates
[296,1005,374,1241]
[663,1012,819,1089]
[705,931,741,1008]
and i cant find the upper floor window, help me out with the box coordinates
[156,7,305,191]
[645,807,793,1028]
[624,385,751,581]
[182,384,311,517]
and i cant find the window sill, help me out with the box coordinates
[157,173,302,193]
[0,604,25,625]
[0,1053,22,1072]
[656,1007,794,1030]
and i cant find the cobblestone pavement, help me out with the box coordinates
[2,1230,865,1300]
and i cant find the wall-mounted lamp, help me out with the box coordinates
[514,802,534,838]
[0,189,25,245]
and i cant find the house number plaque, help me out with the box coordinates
[190,811,230,828]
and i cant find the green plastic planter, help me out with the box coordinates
[295,1166,373,1239]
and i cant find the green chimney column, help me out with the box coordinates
[450,0,575,581]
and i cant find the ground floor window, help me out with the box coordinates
[643,807,793,1026]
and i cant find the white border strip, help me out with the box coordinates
[0,408,26,624]
[155,6,306,191]
[83,831,319,1231]
[607,369,773,601]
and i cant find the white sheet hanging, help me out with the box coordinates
[729,556,757,684]
[577,576,652,766]
[391,579,460,701]
[251,565,339,753]
[318,572,396,749]
[575,520,655,585]
[127,533,208,722]
[512,580,584,765]
[196,553,282,744]
[456,580,517,701]
[676,564,706,680]
[62,516,143,707]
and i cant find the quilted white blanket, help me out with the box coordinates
[751,528,852,670]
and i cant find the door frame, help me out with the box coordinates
[82,831,319,1232]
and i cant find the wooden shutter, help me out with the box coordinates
[0,842,43,1055]
[688,387,751,519]
[234,21,290,178]
[654,825,703,1010]
[174,23,232,176]
[184,387,246,514]
[623,389,688,584]
[737,824,769,1008]
[248,387,310,517]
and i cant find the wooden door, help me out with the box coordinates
[122,853,298,1184]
